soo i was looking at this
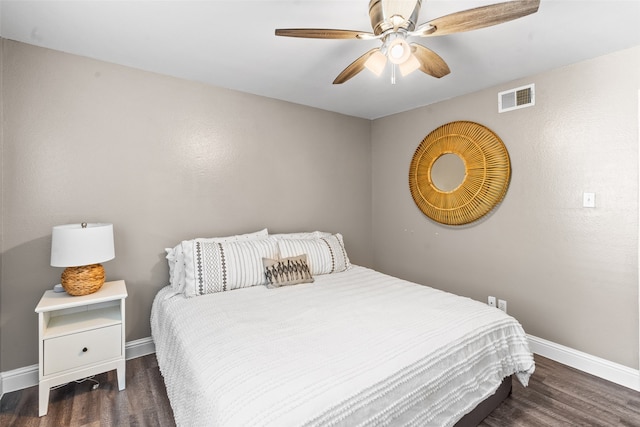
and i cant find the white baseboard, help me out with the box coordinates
[528,334,640,392]
[124,336,156,360]
[0,336,155,399]
[0,364,37,399]
[2,335,638,398]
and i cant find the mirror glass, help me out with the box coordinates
[431,153,466,192]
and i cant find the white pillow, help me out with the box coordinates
[182,238,278,297]
[166,228,268,293]
[165,245,184,290]
[277,233,350,276]
[270,231,332,240]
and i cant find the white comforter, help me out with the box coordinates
[151,266,534,427]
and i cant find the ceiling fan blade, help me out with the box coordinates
[410,44,450,78]
[333,48,379,84]
[382,0,421,30]
[381,0,419,17]
[412,0,540,37]
[371,0,422,34]
[275,28,377,40]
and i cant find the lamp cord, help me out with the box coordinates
[51,376,100,391]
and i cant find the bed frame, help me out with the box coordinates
[455,376,512,426]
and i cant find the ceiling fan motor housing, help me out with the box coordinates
[369,0,422,35]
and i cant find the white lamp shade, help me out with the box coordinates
[51,223,115,267]
[364,50,387,76]
[387,38,411,65]
[399,53,421,76]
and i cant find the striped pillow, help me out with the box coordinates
[182,238,278,296]
[277,233,350,275]
[166,228,269,293]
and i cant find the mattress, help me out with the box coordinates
[151,265,534,426]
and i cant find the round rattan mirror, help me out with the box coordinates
[408,121,511,225]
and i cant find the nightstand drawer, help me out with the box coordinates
[43,324,122,376]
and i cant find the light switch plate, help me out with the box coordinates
[583,192,595,208]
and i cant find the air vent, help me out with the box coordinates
[498,84,535,113]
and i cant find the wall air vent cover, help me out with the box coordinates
[498,84,535,113]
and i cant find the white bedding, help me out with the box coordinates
[151,266,534,427]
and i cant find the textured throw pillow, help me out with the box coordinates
[263,255,314,288]
[166,228,269,293]
[277,233,350,275]
[182,237,278,297]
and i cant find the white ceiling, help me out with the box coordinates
[1,0,639,119]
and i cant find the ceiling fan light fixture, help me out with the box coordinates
[387,38,411,65]
[365,50,388,76]
[399,53,420,76]
[277,0,541,84]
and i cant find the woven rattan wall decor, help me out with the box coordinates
[408,121,511,225]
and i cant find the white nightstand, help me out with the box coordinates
[35,280,127,416]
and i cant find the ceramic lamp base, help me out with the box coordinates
[61,263,106,296]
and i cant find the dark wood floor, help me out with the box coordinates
[1,354,639,426]
[0,355,174,427]
[480,356,640,427]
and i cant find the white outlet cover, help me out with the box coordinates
[498,299,507,313]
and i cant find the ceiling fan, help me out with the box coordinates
[275,0,540,84]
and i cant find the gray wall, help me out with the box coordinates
[371,46,640,369]
[0,33,4,376]
[0,40,373,371]
[1,38,639,374]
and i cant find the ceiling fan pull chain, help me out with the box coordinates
[391,64,397,85]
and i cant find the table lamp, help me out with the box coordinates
[50,222,115,296]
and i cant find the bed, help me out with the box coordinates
[152,230,534,426]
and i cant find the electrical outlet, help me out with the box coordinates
[488,296,496,308]
[498,299,507,313]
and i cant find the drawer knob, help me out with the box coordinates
[82,347,88,353]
